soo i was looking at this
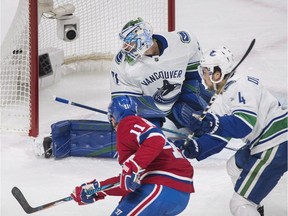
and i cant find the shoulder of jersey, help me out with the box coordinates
[223,74,254,92]
[159,30,192,44]
[118,115,144,128]
[223,80,237,92]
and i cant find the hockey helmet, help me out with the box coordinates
[108,96,138,124]
[119,17,153,64]
[199,47,234,84]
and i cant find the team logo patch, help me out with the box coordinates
[115,51,124,65]
[177,31,191,43]
[210,50,217,56]
[153,80,181,104]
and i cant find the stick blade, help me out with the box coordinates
[11,187,36,214]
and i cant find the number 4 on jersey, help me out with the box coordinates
[238,76,259,104]
[238,92,246,104]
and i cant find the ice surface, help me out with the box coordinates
[1,0,287,215]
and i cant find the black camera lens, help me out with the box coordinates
[64,25,77,41]
[66,29,76,40]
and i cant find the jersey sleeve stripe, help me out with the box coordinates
[111,91,143,96]
[233,110,257,128]
[186,61,200,72]
[209,134,230,142]
[250,112,288,150]
[138,127,165,144]
[233,109,257,116]
[141,170,193,184]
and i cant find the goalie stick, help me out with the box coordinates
[54,96,238,151]
[186,39,256,142]
[12,183,118,214]
[53,95,107,114]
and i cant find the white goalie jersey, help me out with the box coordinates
[210,73,287,154]
[110,30,202,112]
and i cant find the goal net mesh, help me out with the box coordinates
[0,0,172,135]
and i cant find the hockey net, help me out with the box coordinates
[0,0,175,136]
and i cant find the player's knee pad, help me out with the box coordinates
[131,96,166,124]
[226,155,241,185]
[199,83,213,103]
[171,102,192,128]
[230,192,259,216]
[180,79,209,109]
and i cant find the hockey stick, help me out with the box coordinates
[186,39,256,141]
[53,96,186,137]
[12,183,118,214]
[12,187,72,214]
[53,95,107,114]
[54,96,237,151]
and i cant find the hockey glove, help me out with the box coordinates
[173,139,186,150]
[120,159,144,192]
[181,138,200,159]
[71,179,106,205]
[189,112,219,137]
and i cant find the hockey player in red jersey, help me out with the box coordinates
[71,96,194,215]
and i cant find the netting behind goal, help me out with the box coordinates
[0,0,175,136]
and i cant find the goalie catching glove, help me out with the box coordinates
[71,179,106,205]
[120,158,145,192]
[172,102,219,137]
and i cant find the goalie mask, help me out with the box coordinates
[199,47,234,87]
[119,17,153,65]
[108,96,138,126]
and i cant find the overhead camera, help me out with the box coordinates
[57,15,79,42]
[44,3,80,42]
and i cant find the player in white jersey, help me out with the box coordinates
[110,17,212,128]
[178,47,287,216]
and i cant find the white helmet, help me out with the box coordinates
[119,17,153,64]
[199,47,234,84]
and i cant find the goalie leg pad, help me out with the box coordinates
[180,79,209,110]
[51,120,116,159]
[171,102,202,129]
[131,96,166,118]
[51,120,71,158]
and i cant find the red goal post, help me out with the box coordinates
[0,0,175,137]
